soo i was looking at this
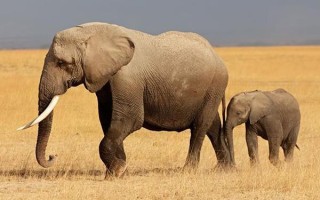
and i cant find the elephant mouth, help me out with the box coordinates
[83,80,89,90]
[66,80,73,88]
[67,77,83,88]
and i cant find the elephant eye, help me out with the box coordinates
[57,60,65,67]
[236,111,241,115]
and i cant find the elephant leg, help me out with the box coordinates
[96,83,113,133]
[184,126,206,170]
[99,128,127,178]
[96,83,144,178]
[184,96,220,170]
[268,138,282,166]
[267,133,283,166]
[97,84,125,177]
[96,84,126,177]
[245,125,259,166]
[283,146,294,162]
[263,119,283,166]
[283,125,300,162]
[206,113,230,167]
[99,116,143,178]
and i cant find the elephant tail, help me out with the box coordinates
[295,144,300,151]
[222,94,226,130]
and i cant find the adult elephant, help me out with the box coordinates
[18,22,230,177]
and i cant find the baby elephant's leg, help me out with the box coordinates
[283,125,300,162]
[246,125,259,166]
[268,138,282,166]
[265,121,283,166]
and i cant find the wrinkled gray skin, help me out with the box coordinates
[36,22,230,177]
[225,89,300,166]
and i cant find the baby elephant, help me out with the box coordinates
[225,89,300,166]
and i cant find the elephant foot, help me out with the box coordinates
[250,159,259,167]
[182,162,198,174]
[284,156,294,163]
[273,160,285,170]
[105,159,127,179]
[269,158,281,168]
[214,162,236,172]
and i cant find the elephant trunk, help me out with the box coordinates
[219,129,232,165]
[36,73,57,168]
[36,111,56,168]
[225,124,235,166]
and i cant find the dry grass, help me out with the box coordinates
[0,46,320,199]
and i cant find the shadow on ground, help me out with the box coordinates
[129,167,183,176]
[0,167,185,179]
[0,165,230,179]
[0,169,104,179]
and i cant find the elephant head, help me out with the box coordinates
[18,22,135,168]
[225,91,271,165]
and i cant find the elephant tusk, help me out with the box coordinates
[17,95,60,131]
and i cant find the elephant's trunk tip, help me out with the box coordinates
[37,154,57,168]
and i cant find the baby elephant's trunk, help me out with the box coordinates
[225,124,235,166]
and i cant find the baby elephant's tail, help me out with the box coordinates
[295,144,300,151]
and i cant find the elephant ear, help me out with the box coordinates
[83,28,135,93]
[249,93,272,124]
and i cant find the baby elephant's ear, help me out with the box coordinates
[249,93,271,124]
[83,28,135,93]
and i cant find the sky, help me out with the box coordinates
[1,0,320,48]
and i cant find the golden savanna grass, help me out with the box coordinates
[0,46,320,199]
